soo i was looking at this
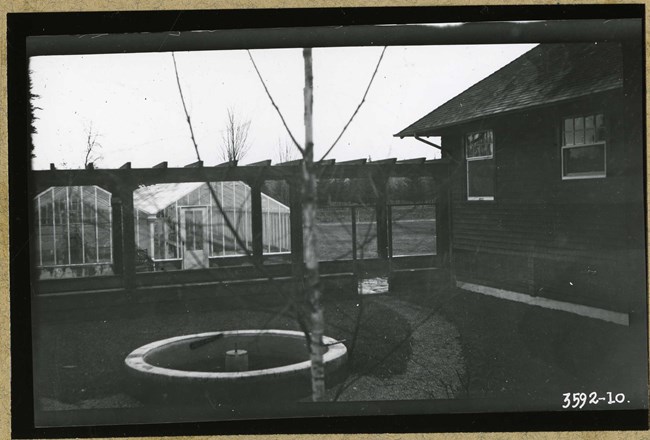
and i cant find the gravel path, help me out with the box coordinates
[327,294,465,401]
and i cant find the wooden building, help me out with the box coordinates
[396,42,645,324]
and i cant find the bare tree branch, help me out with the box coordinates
[247,50,305,156]
[276,137,298,163]
[220,107,252,162]
[84,123,103,168]
[171,52,203,162]
[319,46,387,162]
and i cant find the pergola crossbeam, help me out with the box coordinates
[31,158,451,292]
[32,158,450,193]
[246,160,272,167]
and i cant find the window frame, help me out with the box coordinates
[465,129,495,201]
[561,113,607,180]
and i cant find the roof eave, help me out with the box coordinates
[394,85,623,138]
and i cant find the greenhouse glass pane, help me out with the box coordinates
[262,195,290,255]
[194,210,204,251]
[53,187,68,264]
[39,190,55,265]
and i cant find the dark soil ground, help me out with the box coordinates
[32,280,647,421]
[394,285,648,410]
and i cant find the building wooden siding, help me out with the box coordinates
[442,90,645,312]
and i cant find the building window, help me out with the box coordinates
[561,114,606,179]
[466,130,495,201]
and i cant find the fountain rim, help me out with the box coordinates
[125,329,347,380]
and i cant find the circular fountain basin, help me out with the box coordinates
[125,329,347,403]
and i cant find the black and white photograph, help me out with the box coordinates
[8,5,649,436]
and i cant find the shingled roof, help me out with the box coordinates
[395,43,623,137]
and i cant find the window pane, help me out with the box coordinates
[154,217,165,259]
[466,130,493,158]
[69,187,81,224]
[185,210,195,251]
[82,188,95,225]
[69,224,83,264]
[165,206,179,259]
[211,206,224,255]
[564,114,606,146]
[199,185,211,205]
[564,145,605,175]
[573,117,585,144]
[83,225,97,262]
[64,187,80,264]
[574,117,584,131]
[585,116,596,143]
[96,195,111,263]
[194,210,204,251]
[188,188,200,205]
[53,187,68,264]
[467,158,495,198]
[40,190,55,265]
[596,114,605,141]
[564,118,574,145]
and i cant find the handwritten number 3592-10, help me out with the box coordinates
[562,392,627,409]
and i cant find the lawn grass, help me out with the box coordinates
[316,219,436,261]
[32,292,413,405]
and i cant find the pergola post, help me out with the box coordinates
[288,177,304,277]
[110,195,123,276]
[250,181,264,265]
[373,174,389,260]
[118,183,136,291]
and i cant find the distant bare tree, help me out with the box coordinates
[220,108,251,162]
[84,124,103,168]
[276,137,298,164]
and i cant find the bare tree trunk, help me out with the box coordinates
[302,47,325,402]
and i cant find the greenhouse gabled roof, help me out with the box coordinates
[134,182,205,215]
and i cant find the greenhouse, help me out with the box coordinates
[33,182,291,277]
[133,181,291,271]
[34,185,113,279]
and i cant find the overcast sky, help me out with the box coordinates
[29,43,536,170]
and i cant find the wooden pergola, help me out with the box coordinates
[22,16,639,296]
[31,157,452,293]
